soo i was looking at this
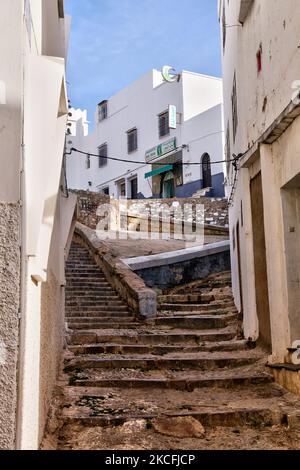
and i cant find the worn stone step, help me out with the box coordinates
[66,261,97,266]
[158,303,234,313]
[63,353,260,372]
[67,316,135,324]
[66,282,111,288]
[67,340,249,356]
[66,278,109,283]
[68,329,237,346]
[65,303,127,310]
[61,408,284,430]
[66,299,125,306]
[66,311,132,319]
[66,267,99,272]
[59,382,287,430]
[71,375,274,391]
[67,322,141,330]
[65,295,121,301]
[66,287,115,293]
[66,310,131,317]
[159,308,236,317]
[63,369,274,390]
[158,294,233,304]
[66,276,107,282]
[152,313,237,329]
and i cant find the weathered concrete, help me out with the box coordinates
[0,203,20,449]
[125,241,231,290]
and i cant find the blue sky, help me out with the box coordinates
[65,0,221,124]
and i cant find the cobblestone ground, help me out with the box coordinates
[42,243,300,450]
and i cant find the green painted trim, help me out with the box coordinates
[144,164,173,179]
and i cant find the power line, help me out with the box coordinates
[68,147,236,166]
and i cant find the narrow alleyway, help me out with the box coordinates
[42,242,300,450]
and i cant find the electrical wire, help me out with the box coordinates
[69,147,237,166]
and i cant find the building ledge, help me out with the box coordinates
[240,100,300,168]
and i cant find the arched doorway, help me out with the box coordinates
[202,153,212,189]
[162,171,175,198]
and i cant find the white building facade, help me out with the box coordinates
[219,0,300,389]
[67,69,225,199]
[0,0,77,449]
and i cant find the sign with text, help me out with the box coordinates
[168,105,177,129]
[145,138,177,162]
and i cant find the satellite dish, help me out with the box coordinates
[162,65,179,83]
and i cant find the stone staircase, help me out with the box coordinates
[42,242,300,450]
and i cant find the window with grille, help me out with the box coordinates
[98,100,107,122]
[158,111,170,138]
[231,73,238,142]
[127,128,138,153]
[98,143,108,167]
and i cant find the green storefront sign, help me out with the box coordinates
[145,138,177,163]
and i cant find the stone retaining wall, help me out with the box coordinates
[133,247,231,291]
[72,191,229,232]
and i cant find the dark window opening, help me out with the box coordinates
[231,72,238,142]
[127,128,138,153]
[202,153,212,189]
[98,143,108,167]
[158,111,170,138]
[103,187,109,196]
[98,100,108,122]
[130,178,138,199]
[256,46,262,73]
[120,182,126,197]
[57,0,64,18]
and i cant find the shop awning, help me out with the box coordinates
[144,164,173,179]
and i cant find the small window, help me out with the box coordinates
[98,100,108,122]
[120,182,126,197]
[130,177,138,199]
[202,153,212,189]
[231,72,238,142]
[98,143,108,167]
[85,154,91,169]
[127,128,138,153]
[158,111,170,138]
[57,0,64,18]
[103,187,109,196]
[256,45,262,73]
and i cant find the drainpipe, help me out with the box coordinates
[15,6,28,449]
